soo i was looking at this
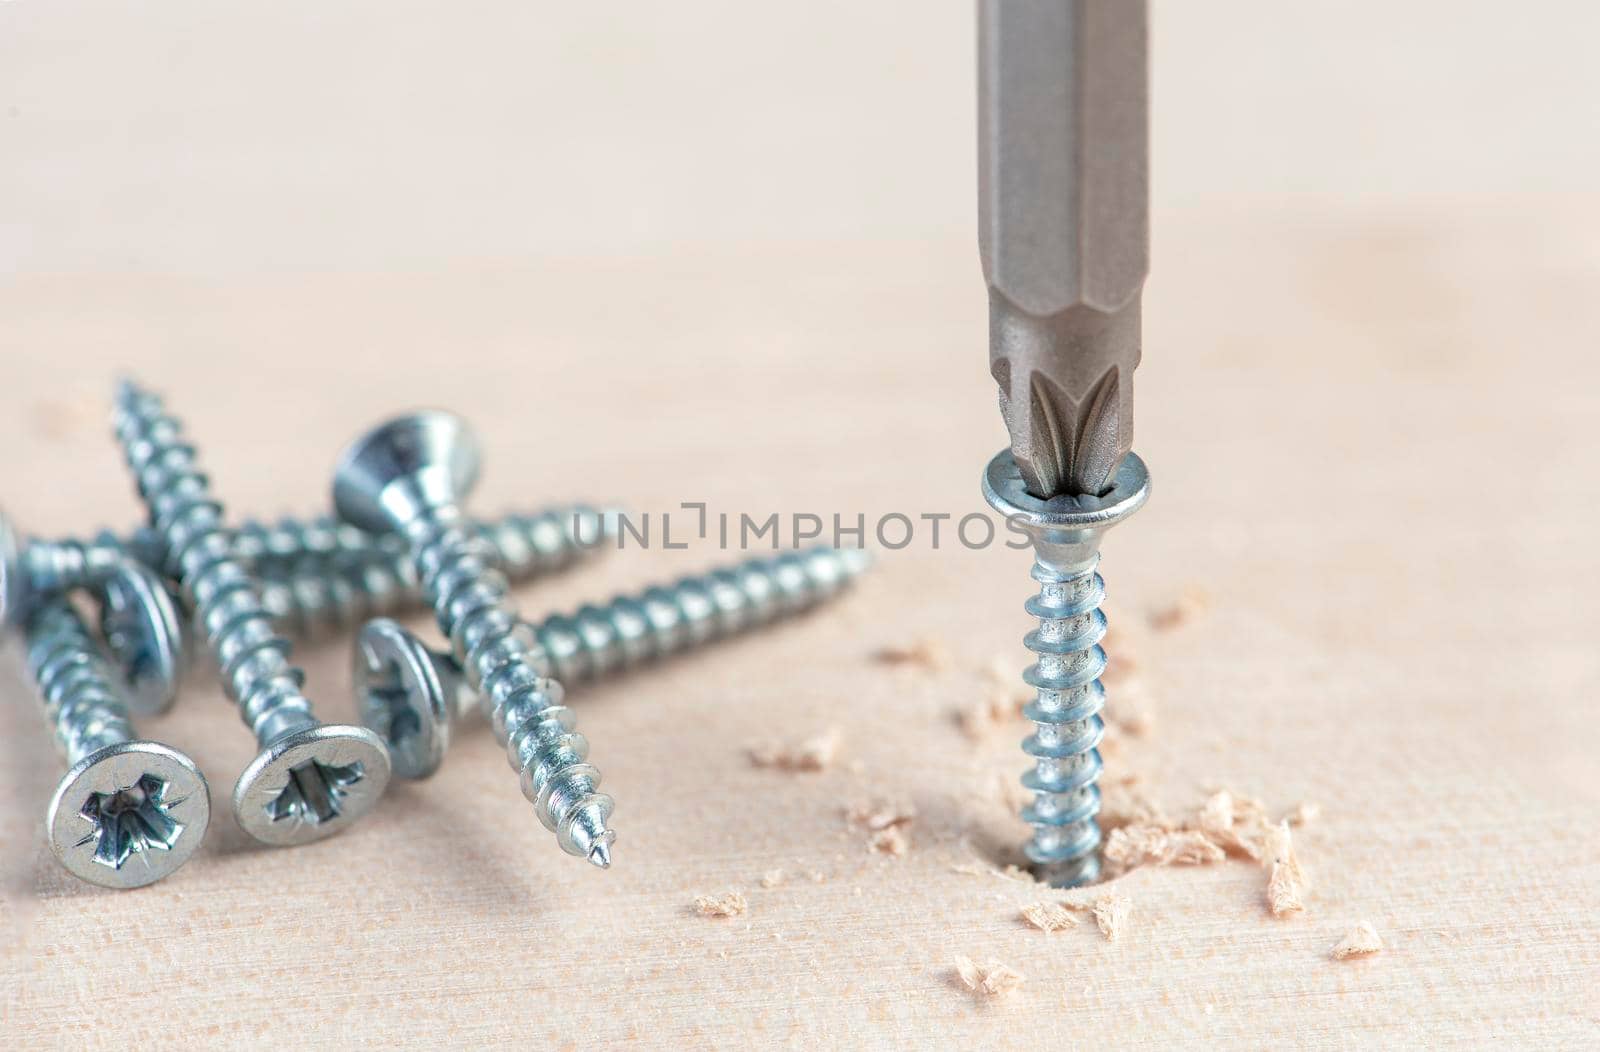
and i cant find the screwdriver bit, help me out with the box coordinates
[980,0,1147,499]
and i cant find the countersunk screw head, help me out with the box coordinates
[231,725,392,847]
[1,510,28,625]
[98,563,186,717]
[354,618,456,781]
[47,740,211,890]
[332,411,481,533]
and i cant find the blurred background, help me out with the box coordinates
[2,2,1597,1044]
[4,2,1600,269]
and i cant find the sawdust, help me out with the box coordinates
[1265,821,1307,917]
[952,956,1026,1001]
[692,890,748,918]
[1331,921,1383,959]
[746,727,841,772]
[958,688,1025,741]
[1196,789,1272,861]
[1100,786,1316,920]
[846,798,915,856]
[1091,894,1132,941]
[1287,801,1321,827]
[876,637,952,672]
[865,827,906,856]
[1103,826,1227,868]
[759,869,785,889]
[1149,585,1210,631]
[1019,902,1081,933]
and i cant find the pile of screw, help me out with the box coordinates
[2,380,871,889]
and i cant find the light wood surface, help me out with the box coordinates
[3,3,1599,1048]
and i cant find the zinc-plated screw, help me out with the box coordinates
[353,546,872,780]
[112,380,391,847]
[982,449,1150,887]
[1,514,184,717]
[246,507,617,639]
[25,596,210,889]
[333,411,615,869]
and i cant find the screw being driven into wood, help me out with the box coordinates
[112,380,391,847]
[982,450,1149,887]
[333,410,616,869]
[353,546,871,779]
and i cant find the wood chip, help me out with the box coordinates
[958,687,1025,741]
[952,955,1026,1000]
[759,869,785,889]
[1091,894,1132,942]
[875,637,951,672]
[1265,821,1307,917]
[1149,585,1210,630]
[868,826,910,857]
[692,890,748,918]
[746,727,841,772]
[1331,921,1383,959]
[1287,801,1321,827]
[1020,902,1081,933]
[1103,825,1226,869]
[847,798,915,856]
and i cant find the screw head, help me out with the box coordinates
[354,618,456,781]
[0,510,27,626]
[47,740,211,890]
[231,725,392,847]
[98,563,186,717]
[332,411,481,534]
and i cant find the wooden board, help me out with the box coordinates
[2,3,1598,1045]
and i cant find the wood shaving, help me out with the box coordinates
[1019,902,1081,933]
[1331,921,1383,959]
[1196,789,1272,861]
[952,956,1026,1000]
[958,687,1024,741]
[759,869,785,889]
[692,890,748,919]
[868,826,910,857]
[1103,825,1226,868]
[1265,821,1307,917]
[847,798,915,856]
[746,727,841,772]
[1287,801,1321,827]
[1149,585,1211,631]
[875,637,951,672]
[1091,894,1132,941]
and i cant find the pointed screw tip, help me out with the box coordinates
[587,834,615,870]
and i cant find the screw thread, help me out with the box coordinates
[405,504,614,864]
[25,599,134,765]
[18,534,126,596]
[112,382,317,747]
[233,506,611,583]
[534,547,870,687]
[1019,552,1108,886]
[245,507,615,638]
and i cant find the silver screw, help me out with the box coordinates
[246,507,617,639]
[982,449,1149,887]
[1,513,184,717]
[25,596,210,889]
[353,546,872,779]
[112,380,391,847]
[333,410,615,869]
